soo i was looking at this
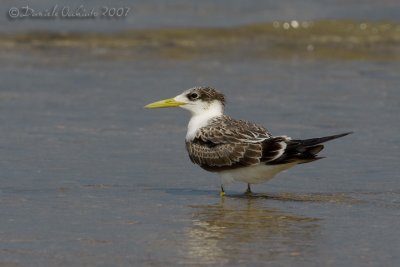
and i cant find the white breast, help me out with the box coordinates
[185,102,223,141]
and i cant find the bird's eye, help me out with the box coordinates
[189,93,198,100]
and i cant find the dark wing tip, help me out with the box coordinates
[293,132,353,147]
[268,132,352,165]
[337,132,353,137]
[321,131,353,142]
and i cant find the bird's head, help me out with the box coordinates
[144,86,225,116]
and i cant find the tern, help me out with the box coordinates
[145,86,351,196]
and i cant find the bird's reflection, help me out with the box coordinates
[179,197,320,265]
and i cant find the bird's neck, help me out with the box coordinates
[186,102,223,141]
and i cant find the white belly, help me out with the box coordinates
[218,163,297,185]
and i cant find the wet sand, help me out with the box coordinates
[1,21,399,61]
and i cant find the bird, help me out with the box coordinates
[144,86,351,196]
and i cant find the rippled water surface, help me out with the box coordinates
[0,1,400,266]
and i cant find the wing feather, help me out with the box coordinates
[185,116,289,172]
[186,116,350,171]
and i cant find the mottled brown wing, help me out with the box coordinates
[185,117,287,172]
[186,139,263,172]
[202,116,272,143]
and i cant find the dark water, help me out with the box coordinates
[1,1,400,267]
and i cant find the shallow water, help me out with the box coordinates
[1,2,400,266]
[1,46,399,266]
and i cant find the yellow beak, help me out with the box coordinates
[144,98,186,109]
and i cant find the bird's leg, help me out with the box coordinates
[220,185,225,197]
[245,183,252,195]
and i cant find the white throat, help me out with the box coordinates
[185,101,223,141]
